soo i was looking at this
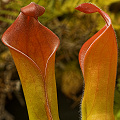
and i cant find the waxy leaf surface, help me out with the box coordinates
[2,2,60,120]
[76,3,117,120]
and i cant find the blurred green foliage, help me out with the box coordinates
[0,0,120,28]
[0,0,120,120]
[114,88,120,120]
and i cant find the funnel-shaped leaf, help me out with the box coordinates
[76,3,117,120]
[2,2,60,120]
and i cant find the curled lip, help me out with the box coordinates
[75,3,113,75]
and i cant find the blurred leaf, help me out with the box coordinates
[117,78,120,92]
[0,16,14,24]
[0,10,18,16]
[61,61,83,101]
[114,89,120,120]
